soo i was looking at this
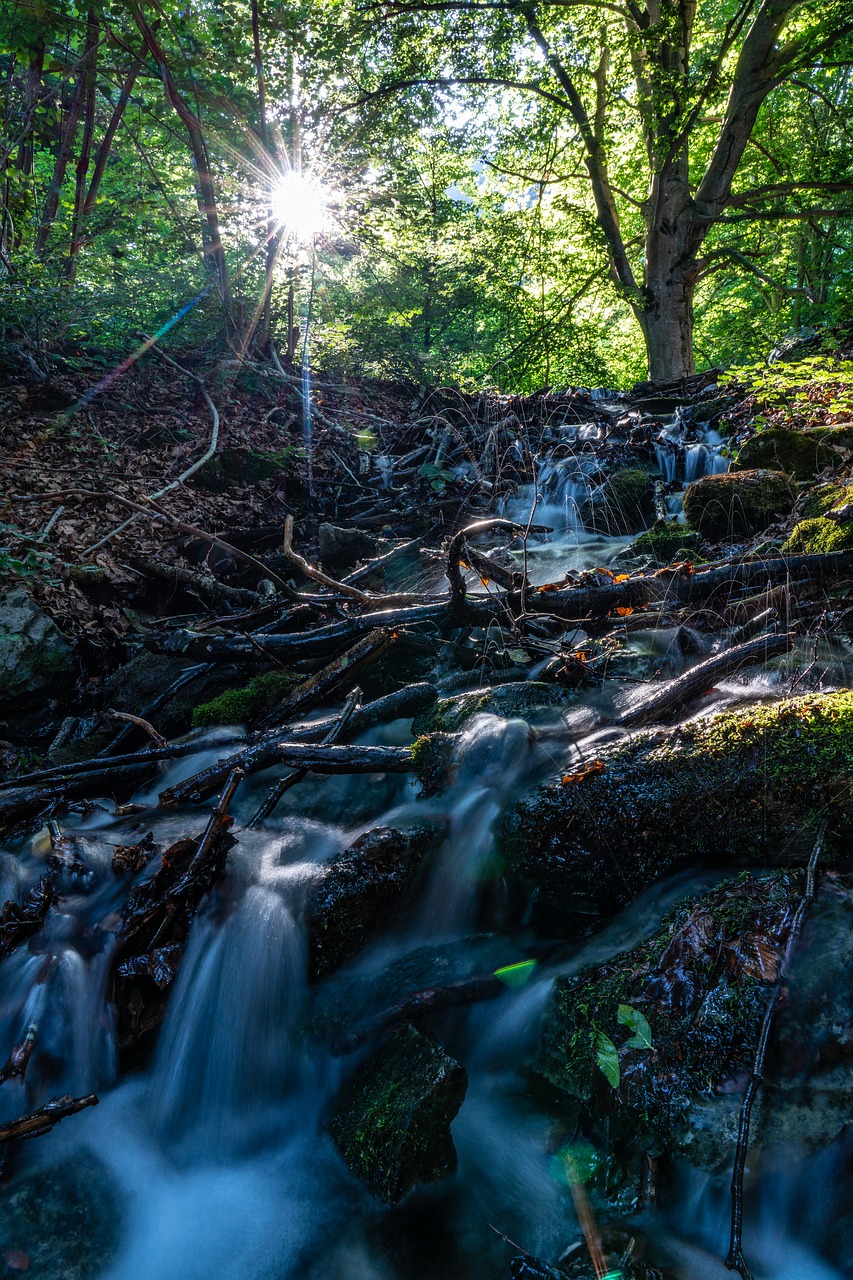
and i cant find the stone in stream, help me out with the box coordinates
[499,691,853,928]
[307,825,442,981]
[0,1151,123,1279]
[681,468,796,539]
[0,587,75,711]
[327,1022,467,1204]
[731,426,835,480]
[579,467,655,535]
[412,682,572,735]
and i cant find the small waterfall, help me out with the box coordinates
[418,715,535,935]
[151,832,327,1160]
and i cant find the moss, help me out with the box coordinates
[412,682,570,734]
[536,871,794,1154]
[732,427,835,480]
[800,480,853,518]
[410,732,455,795]
[191,670,300,727]
[581,467,655,535]
[628,521,702,564]
[682,468,796,540]
[499,691,853,923]
[782,515,853,555]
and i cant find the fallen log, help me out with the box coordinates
[0,1094,98,1144]
[332,972,505,1054]
[615,629,796,728]
[157,683,437,809]
[159,742,416,809]
[254,627,396,729]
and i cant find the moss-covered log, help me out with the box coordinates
[499,691,853,926]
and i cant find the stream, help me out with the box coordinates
[1,419,851,1280]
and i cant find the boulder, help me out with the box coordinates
[498,691,853,928]
[328,1022,467,1203]
[307,825,441,980]
[580,468,655,535]
[534,871,796,1158]
[0,1151,123,1279]
[0,587,75,712]
[768,327,821,363]
[626,520,703,564]
[732,427,834,480]
[412,682,571,735]
[682,468,795,540]
[318,522,378,566]
[783,479,853,554]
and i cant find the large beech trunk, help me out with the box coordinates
[638,264,696,382]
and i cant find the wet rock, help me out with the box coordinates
[626,521,703,565]
[498,691,853,927]
[0,587,75,712]
[732,427,834,480]
[194,445,294,491]
[307,825,441,980]
[580,468,655,535]
[535,871,796,1157]
[0,1151,123,1279]
[768,326,821,363]
[412,683,571,735]
[328,1022,467,1204]
[318,522,378,566]
[682,468,796,539]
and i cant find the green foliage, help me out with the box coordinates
[595,1033,620,1088]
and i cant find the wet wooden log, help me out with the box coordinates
[0,1094,98,1144]
[254,627,396,729]
[156,683,437,809]
[332,973,505,1054]
[615,629,796,728]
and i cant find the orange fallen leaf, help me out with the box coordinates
[615,606,634,616]
[561,760,605,786]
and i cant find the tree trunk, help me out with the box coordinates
[66,11,98,282]
[637,165,698,383]
[638,266,696,382]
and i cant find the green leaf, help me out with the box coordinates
[596,1032,620,1088]
[493,958,537,988]
[617,1003,653,1049]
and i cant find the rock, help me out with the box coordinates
[194,446,295,491]
[732,427,834,480]
[318,522,378,566]
[327,1022,467,1203]
[0,1151,123,1279]
[580,468,655,535]
[498,691,853,928]
[307,825,441,980]
[0,588,75,712]
[768,327,821,363]
[626,521,703,564]
[412,682,571,734]
[782,515,853,555]
[682,468,796,539]
[534,872,795,1160]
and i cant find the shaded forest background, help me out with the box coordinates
[1,0,852,389]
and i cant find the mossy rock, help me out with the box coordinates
[0,587,76,710]
[0,1151,123,1278]
[732,427,834,480]
[810,424,853,451]
[195,446,296,491]
[579,468,655,535]
[498,691,853,927]
[782,515,853,555]
[627,521,702,564]
[682,468,795,540]
[328,1022,467,1204]
[801,480,853,517]
[412,682,570,734]
[191,670,300,727]
[535,871,794,1156]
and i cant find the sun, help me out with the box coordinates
[271,171,331,242]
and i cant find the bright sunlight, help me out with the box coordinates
[271,171,331,241]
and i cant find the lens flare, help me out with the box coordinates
[272,171,330,241]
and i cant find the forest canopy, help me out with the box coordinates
[1,0,852,388]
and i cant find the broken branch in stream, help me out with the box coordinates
[157,682,437,809]
[0,1093,99,1144]
[725,821,826,1280]
[254,627,396,729]
[616,630,797,728]
[282,514,370,603]
[331,972,506,1055]
[247,688,360,827]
